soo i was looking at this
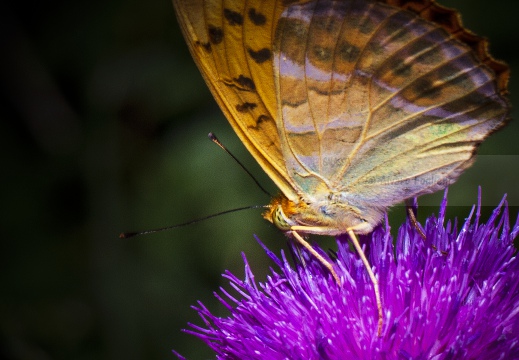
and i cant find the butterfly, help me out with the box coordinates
[172,0,510,335]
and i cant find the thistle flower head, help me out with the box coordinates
[176,191,519,359]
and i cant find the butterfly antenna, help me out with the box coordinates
[119,205,269,239]
[208,132,272,197]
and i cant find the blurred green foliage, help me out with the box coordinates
[1,0,518,359]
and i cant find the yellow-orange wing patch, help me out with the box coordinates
[173,0,298,200]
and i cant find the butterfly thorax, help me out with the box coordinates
[264,193,384,236]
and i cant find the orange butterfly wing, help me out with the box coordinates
[173,0,298,200]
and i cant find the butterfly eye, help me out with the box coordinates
[272,205,292,231]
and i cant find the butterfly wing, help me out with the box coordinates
[173,0,298,200]
[274,0,509,207]
[174,0,509,214]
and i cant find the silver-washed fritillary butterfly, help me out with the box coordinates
[172,0,510,334]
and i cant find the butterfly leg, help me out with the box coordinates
[346,228,383,337]
[405,200,449,254]
[290,231,341,286]
[405,199,426,240]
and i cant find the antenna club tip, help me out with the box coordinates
[119,232,137,239]
[208,132,215,139]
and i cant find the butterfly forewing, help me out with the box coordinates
[173,0,296,200]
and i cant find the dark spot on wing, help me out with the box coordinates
[429,7,457,28]
[224,8,244,26]
[247,114,272,130]
[282,98,308,108]
[248,48,272,64]
[412,78,442,100]
[393,62,413,77]
[358,5,386,34]
[257,114,270,124]
[312,45,332,62]
[196,41,212,52]
[236,102,257,113]
[234,75,256,91]
[248,8,266,25]
[208,26,223,44]
[338,41,360,62]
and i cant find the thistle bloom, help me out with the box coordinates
[176,191,519,359]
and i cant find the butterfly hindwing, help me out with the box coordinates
[273,0,509,206]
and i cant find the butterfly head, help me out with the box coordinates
[264,193,382,236]
[263,194,298,232]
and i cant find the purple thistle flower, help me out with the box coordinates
[175,190,519,359]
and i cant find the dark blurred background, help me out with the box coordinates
[1,0,518,359]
